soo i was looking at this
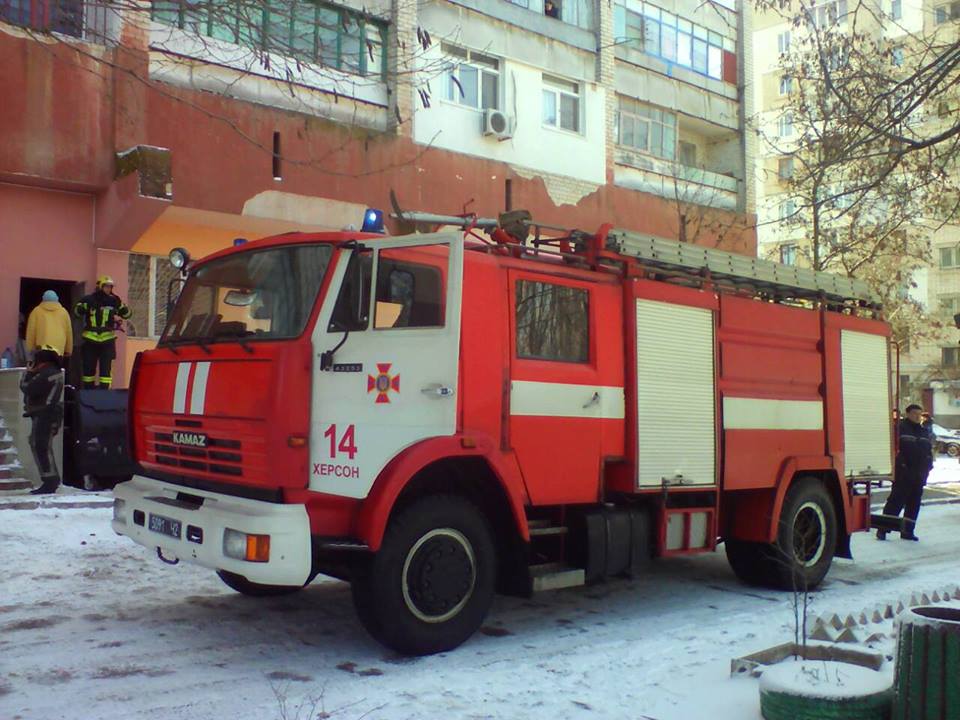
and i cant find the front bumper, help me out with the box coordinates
[113,475,312,586]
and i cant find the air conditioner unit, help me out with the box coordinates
[482,109,514,139]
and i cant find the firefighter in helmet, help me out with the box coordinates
[74,275,132,389]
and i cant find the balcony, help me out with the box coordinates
[446,0,596,51]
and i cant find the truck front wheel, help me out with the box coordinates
[351,495,496,656]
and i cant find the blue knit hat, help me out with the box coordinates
[42,290,58,302]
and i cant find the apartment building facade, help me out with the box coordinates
[1,0,755,385]
[752,0,960,423]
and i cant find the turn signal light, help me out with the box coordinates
[223,529,271,562]
[288,435,307,448]
[246,534,270,563]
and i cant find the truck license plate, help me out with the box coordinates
[149,513,182,539]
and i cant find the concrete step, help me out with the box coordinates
[529,562,585,592]
[0,478,34,494]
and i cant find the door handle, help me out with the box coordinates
[421,384,455,398]
[583,391,600,409]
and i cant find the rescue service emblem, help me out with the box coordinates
[367,363,400,404]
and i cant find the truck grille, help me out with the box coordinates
[151,432,243,477]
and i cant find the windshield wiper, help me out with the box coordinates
[163,337,212,354]
[213,330,255,354]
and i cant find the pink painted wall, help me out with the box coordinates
[0,183,96,356]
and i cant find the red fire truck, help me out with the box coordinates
[113,210,893,655]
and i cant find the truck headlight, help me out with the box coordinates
[223,528,270,562]
[113,498,127,524]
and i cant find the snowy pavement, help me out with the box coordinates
[2,486,959,720]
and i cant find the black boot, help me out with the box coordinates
[901,533,920,541]
[29,475,60,495]
[876,529,888,541]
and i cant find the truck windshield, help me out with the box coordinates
[160,244,332,344]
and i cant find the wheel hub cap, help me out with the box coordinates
[402,528,476,623]
[793,501,827,567]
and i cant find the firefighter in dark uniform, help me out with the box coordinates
[878,404,932,541]
[20,346,65,495]
[74,276,131,389]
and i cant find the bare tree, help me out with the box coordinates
[756,0,960,345]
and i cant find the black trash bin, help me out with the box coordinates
[63,387,138,490]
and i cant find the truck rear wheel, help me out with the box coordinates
[351,495,496,656]
[726,478,837,591]
[216,570,305,597]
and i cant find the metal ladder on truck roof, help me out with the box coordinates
[389,205,881,309]
[606,230,881,307]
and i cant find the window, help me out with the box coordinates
[935,1,960,23]
[779,243,797,265]
[778,156,794,180]
[442,45,499,110]
[373,253,444,329]
[777,31,791,54]
[679,141,697,167]
[542,75,580,133]
[778,199,796,220]
[940,295,960,315]
[616,96,677,160]
[127,254,186,338]
[515,280,589,363]
[943,347,960,367]
[890,0,901,19]
[152,0,389,80]
[612,0,733,80]
[892,48,904,67]
[811,0,848,26]
[162,245,332,344]
[778,113,794,137]
[1,0,89,38]
[940,246,960,268]
[779,75,792,95]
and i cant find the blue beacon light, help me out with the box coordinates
[362,208,385,234]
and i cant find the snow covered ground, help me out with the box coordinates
[1,480,958,720]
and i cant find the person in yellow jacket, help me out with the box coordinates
[26,290,73,359]
[74,276,131,389]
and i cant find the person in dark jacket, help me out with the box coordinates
[878,404,933,541]
[20,346,65,495]
[74,275,131,389]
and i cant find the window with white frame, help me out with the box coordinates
[542,75,581,133]
[778,156,794,180]
[777,31,791,54]
[778,112,794,137]
[779,75,792,95]
[616,96,677,160]
[778,198,797,221]
[442,44,499,110]
[890,0,902,19]
[779,243,798,265]
[939,294,960,314]
[892,47,904,67]
[943,347,960,366]
[127,253,182,338]
[810,0,848,26]
[935,1,960,22]
[940,246,960,268]
[612,0,733,80]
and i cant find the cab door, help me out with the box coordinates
[309,233,463,499]
[508,270,623,505]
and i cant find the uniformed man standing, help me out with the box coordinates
[20,346,65,495]
[74,276,131,389]
[878,404,932,541]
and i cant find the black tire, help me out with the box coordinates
[351,495,496,656]
[947,443,960,458]
[216,570,305,597]
[726,478,837,591]
[724,539,769,586]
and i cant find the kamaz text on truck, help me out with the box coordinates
[112,210,892,655]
